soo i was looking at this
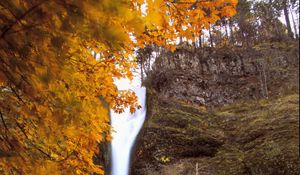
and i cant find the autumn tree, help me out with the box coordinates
[0,0,237,174]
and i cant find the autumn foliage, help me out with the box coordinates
[0,0,237,174]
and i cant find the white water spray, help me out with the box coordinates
[110,77,146,175]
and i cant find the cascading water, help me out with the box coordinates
[110,77,146,175]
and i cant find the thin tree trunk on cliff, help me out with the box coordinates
[140,58,144,82]
[229,19,234,45]
[225,21,229,45]
[209,25,214,48]
[290,5,299,39]
[262,62,269,99]
[269,0,281,40]
[198,34,202,48]
[258,61,269,99]
[193,38,196,48]
[146,54,151,76]
[179,36,183,44]
[283,0,294,38]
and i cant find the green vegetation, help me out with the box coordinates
[132,90,299,175]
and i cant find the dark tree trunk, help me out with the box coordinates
[229,19,234,45]
[209,25,214,48]
[198,34,202,48]
[283,0,294,38]
[179,37,183,44]
[140,57,144,82]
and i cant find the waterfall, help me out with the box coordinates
[110,77,146,175]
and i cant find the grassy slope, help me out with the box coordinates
[131,92,299,175]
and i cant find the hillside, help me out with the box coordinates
[131,42,299,175]
[131,92,299,175]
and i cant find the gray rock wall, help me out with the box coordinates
[149,43,299,106]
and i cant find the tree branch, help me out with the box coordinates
[15,122,54,160]
[5,23,41,36]
[1,0,48,38]
[0,111,15,150]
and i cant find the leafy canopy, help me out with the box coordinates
[0,0,237,174]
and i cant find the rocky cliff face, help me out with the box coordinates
[148,42,299,107]
[131,42,299,175]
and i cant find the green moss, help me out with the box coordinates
[133,92,299,175]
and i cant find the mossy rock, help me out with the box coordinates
[131,93,299,175]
